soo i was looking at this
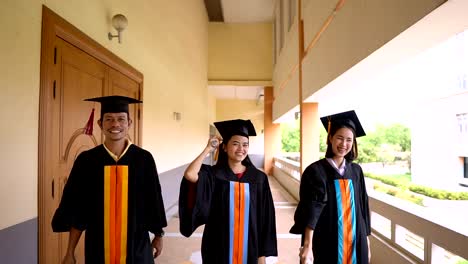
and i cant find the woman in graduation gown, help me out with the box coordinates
[290,110,371,264]
[179,119,278,264]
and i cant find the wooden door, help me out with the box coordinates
[56,36,108,263]
[109,68,141,144]
[39,7,143,263]
[43,37,142,263]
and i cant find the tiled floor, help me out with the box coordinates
[156,176,301,264]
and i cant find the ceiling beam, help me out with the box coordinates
[204,0,224,22]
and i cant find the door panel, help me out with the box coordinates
[39,7,144,264]
[55,37,108,263]
[47,37,142,263]
[109,68,141,143]
[60,38,105,158]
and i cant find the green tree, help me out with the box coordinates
[280,121,411,167]
[377,143,400,167]
[369,124,411,152]
[281,120,300,152]
[383,124,411,151]
[356,137,379,163]
[356,123,411,165]
[319,128,327,152]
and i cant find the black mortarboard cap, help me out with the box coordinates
[214,119,257,139]
[84,95,142,116]
[320,110,366,137]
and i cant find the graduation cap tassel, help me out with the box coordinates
[84,108,95,135]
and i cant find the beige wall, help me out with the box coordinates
[208,22,273,83]
[272,15,299,122]
[272,0,446,120]
[216,99,264,154]
[0,0,210,229]
[1,0,41,231]
[412,93,468,188]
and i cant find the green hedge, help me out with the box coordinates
[365,173,405,188]
[365,173,468,200]
[373,182,424,206]
[408,185,468,200]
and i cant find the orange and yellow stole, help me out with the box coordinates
[104,165,129,264]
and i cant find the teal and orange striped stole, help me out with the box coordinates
[104,165,129,264]
[229,181,250,264]
[335,179,357,264]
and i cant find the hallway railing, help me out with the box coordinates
[272,157,468,264]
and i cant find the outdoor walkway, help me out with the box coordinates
[157,176,301,264]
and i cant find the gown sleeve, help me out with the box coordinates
[355,164,371,236]
[290,163,328,234]
[143,152,167,235]
[179,164,214,237]
[51,152,88,232]
[258,173,278,257]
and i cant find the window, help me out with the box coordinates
[456,113,467,134]
[458,73,467,90]
[456,113,468,159]
[464,157,468,179]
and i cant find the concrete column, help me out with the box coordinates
[264,86,281,176]
[300,102,320,173]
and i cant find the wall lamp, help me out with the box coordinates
[173,112,182,121]
[108,14,128,43]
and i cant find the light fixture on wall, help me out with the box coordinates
[173,112,182,121]
[108,14,128,43]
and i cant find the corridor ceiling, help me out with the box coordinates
[204,0,274,23]
[204,0,273,100]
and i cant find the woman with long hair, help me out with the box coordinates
[290,110,371,264]
[179,119,277,264]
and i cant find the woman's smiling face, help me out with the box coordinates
[330,127,354,158]
[224,135,249,163]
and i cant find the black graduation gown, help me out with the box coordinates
[290,159,371,264]
[52,144,167,264]
[179,164,278,264]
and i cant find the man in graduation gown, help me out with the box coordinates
[52,96,167,264]
[290,110,371,264]
[179,119,278,264]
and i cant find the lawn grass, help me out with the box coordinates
[365,172,468,201]
[385,173,411,183]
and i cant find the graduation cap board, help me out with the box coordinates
[85,95,142,116]
[83,95,142,135]
[214,119,257,140]
[320,110,366,138]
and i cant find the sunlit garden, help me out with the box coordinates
[280,120,468,205]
